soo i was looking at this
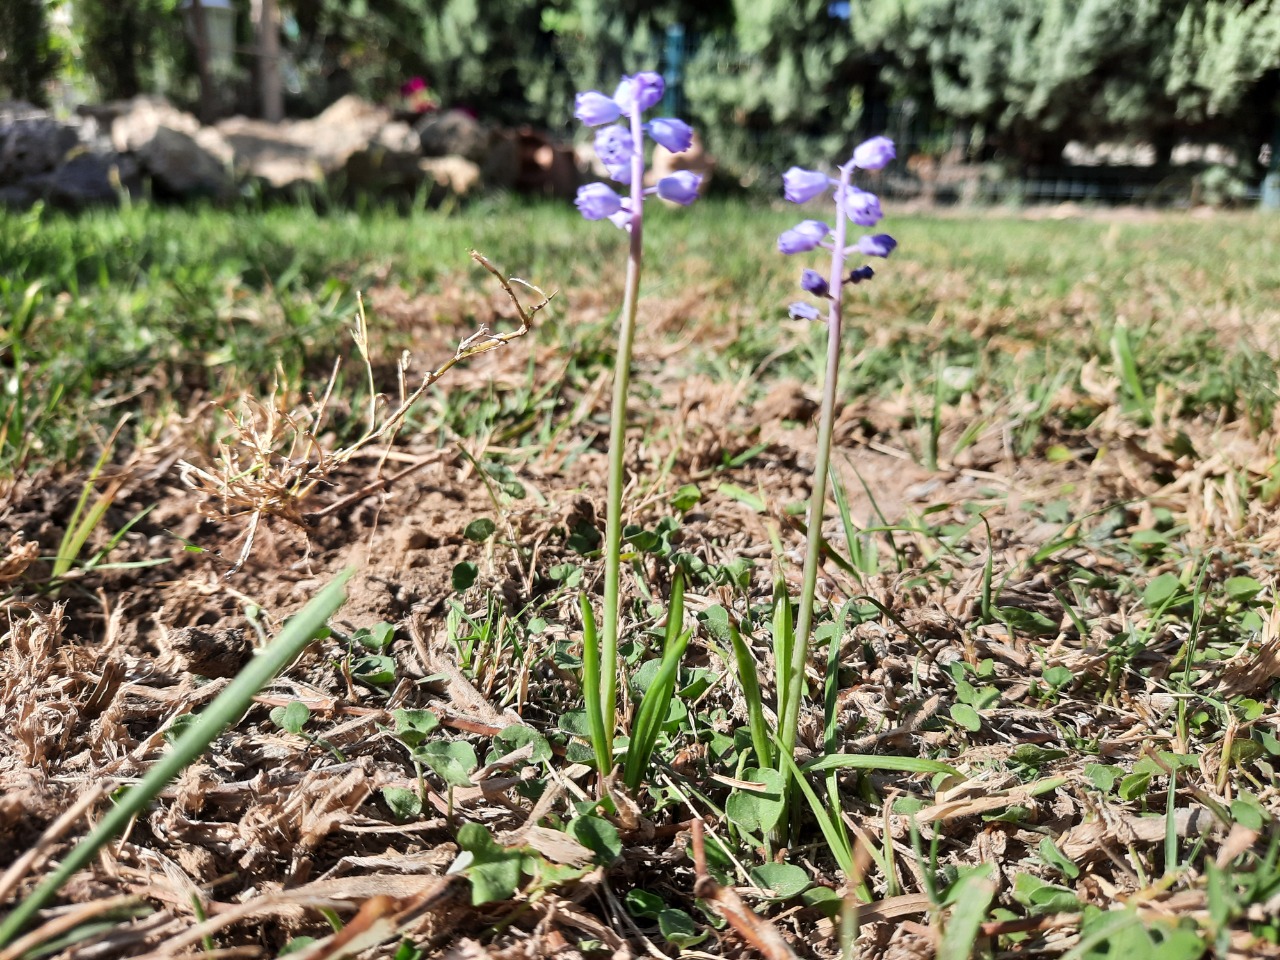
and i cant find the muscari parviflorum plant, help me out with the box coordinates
[773,136,899,811]
[571,72,703,789]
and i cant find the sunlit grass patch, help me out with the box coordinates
[2,200,1280,957]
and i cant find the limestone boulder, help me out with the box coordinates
[215,116,321,191]
[421,156,481,196]
[0,113,81,181]
[109,96,233,198]
[290,95,391,174]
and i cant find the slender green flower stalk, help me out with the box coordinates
[773,137,898,820]
[599,100,646,759]
[777,162,854,767]
[572,73,703,778]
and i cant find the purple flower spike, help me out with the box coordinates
[852,136,896,171]
[778,220,831,255]
[575,91,622,126]
[656,171,702,205]
[789,302,822,321]
[576,182,623,220]
[848,265,875,284]
[783,167,831,204]
[614,72,665,115]
[647,118,694,153]
[595,125,635,167]
[843,187,883,226]
[856,234,897,258]
[800,268,829,296]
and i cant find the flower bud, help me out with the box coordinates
[852,136,896,171]
[777,220,830,255]
[843,187,883,227]
[800,268,829,296]
[575,91,622,126]
[594,125,635,166]
[856,234,897,258]
[657,172,702,205]
[614,73,665,115]
[575,183,623,220]
[647,118,694,153]
[783,167,831,204]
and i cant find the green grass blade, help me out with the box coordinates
[802,754,963,778]
[1110,320,1150,418]
[979,517,994,624]
[770,577,794,745]
[831,467,874,581]
[727,616,773,769]
[622,628,689,790]
[938,865,996,960]
[623,572,689,789]
[0,568,354,948]
[774,749,858,881]
[578,593,611,776]
[822,606,852,856]
[52,419,126,581]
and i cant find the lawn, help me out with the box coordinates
[2,199,1279,959]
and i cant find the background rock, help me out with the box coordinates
[25,151,139,210]
[109,96,233,199]
[415,109,487,163]
[0,92,571,209]
[0,115,81,181]
[215,116,321,191]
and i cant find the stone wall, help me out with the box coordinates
[0,96,583,211]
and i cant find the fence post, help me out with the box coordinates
[663,23,685,117]
[1263,121,1280,210]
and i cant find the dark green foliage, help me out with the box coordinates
[77,0,192,102]
[0,0,61,106]
[683,0,878,183]
[285,0,731,124]
[859,0,1280,166]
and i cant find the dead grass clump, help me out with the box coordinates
[179,252,552,575]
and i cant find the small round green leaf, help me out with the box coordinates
[464,518,497,542]
[417,740,477,787]
[569,814,622,864]
[749,862,810,900]
[382,786,422,822]
[657,908,706,948]
[950,703,982,732]
[724,768,786,835]
[272,699,310,734]
[452,562,479,591]
[625,889,665,919]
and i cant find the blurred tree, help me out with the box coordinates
[77,0,192,102]
[858,0,1280,167]
[681,0,877,185]
[283,0,730,125]
[0,0,61,106]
